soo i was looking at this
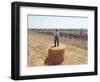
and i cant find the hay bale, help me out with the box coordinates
[44,44,65,65]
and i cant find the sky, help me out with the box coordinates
[28,15,88,29]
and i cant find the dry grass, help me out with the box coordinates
[45,44,65,65]
[28,32,88,67]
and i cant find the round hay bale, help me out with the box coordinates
[44,44,65,65]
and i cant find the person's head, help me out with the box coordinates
[56,29,58,32]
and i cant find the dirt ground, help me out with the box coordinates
[27,32,88,67]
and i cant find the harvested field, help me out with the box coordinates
[28,31,88,67]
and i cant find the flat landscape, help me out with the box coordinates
[28,31,88,67]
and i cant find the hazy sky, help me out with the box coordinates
[28,15,88,29]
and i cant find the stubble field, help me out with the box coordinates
[28,31,87,67]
